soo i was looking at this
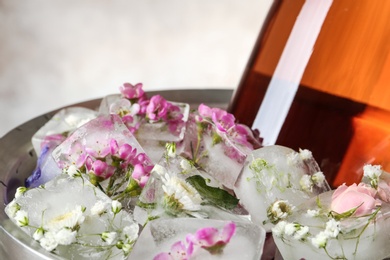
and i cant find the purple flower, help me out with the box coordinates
[119,82,146,100]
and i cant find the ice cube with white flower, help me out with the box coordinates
[26,107,98,188]
[135,148,247,224]
[5,174,139,259]
[130,218,266,260]
[234,145,331,231]
[180,104,261,190]
[52,114,154,204]
[272,183,390,260]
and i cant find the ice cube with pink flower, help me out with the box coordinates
[180,104,262,190]
[99,83,190,163]
[272,183,390,260]
[52,114,154,205]
[130,218,265,260]
[234,145,331,232]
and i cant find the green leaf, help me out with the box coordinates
[185,175,239,210]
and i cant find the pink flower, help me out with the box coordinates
[85,157,115,179]
[186,221,236,254]
[331,183,381,217]
[132,164,150,188]
[153,241,190,260]
[146,95,170,121]
[119,82,146,100]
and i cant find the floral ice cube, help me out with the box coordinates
[130,218,266,260]
[52,114,154,205]
[180,104,262,189]
[135,146,247,224]
[272,182,390,260]
[234,145,331,231]
[5,174,139,259]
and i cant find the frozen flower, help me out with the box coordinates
[55,228,77,245]
[300,175,313,192]
[91,200,107,216]
[154,240,190,260]
[282,222,310,241]
[101,231,117,244]
[46,205,85,231]
[111,200,123,214]
[267,200,295,224]
[15,187,27,199]
[312,171,326,185]
[363,164,382,189]
[33,227,45,241]
[120,82,146,100]
[146,95,170,122]
[272,221,287,238]
[66,165,80,178]
[6,200,20,218]
[166,142,177,158]
[122,224,139,242]
[161,173,203,216]
[324,219,340,238]
[86,158,115,180]
[299,149,313,160]
[132,164,150,188]
[180,159,195,174]
[311,231,329,249]
[293,225,310,241]
[14,210,29,227]
[306,209,320,217]
[284,223,297,236]
[186,221,236,254]
[40,232,58,251]
[122,242,134,256]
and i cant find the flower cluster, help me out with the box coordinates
[109,83,186,136]
[299,171,326,192]
[266,200,295,224]
[154,221,236,259]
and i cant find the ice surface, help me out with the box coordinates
[5,174,139,259]
[130,218,266,260]
[273,189,390,260]
[234,145,331,231]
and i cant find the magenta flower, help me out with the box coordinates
[154,241,190,260]
[146,95,170,122]
[85,157,115,180]
[132,164,150,188]
[186,221,236,254]
[119,82,146,100]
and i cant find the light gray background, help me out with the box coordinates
[0,0,272,136]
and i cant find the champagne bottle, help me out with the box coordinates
[228,0,390,187]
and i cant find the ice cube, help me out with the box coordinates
[5,174,139,259]
[272,189,390,260]
[130,218,266,260]
[234,145,331,231]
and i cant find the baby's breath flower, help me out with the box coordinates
[300,175,313,192]
[111,200,123,214]
[66,165,80,178]
[293,225,310,241]
[311,231,328,249]
[15,187,27,199]
[267,200,294,224]
[14,210,29,227]
[299,149,313,160]
[55,228,77,245]
[165,142,176,157]
[272,220,287,238]
[312,171,325,185]
[306,209,320,217]
[6,200,20,218]
[46,205,85,231]
[101,231,117,244]
[122,242,133,255]
[363,164,382,189]
[33,227,45,241]
[39,232,58,251]
[324,218,340,238]
[122,224,139,242]
[91,200,107,216]
[180,159,195,174]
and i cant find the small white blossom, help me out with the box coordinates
[33,227,45,241]
[152,164,166,176]
[300,175,313,192]
[39,232,58,251]
[111,200,123,214]
[267,200,295,224]
[165,142,176,157]
[311,231,328,249]
[180,159,194,173]
[306,209,320,217]
[14,210,29,227]
[299,149,313,160]
[272,221,287,238]
[294,225,310,241]
[15,187,27,199]
[363,164,382,188]
[101,231,117,244]
[6,200,20,218]
[324,219,340,238]
[312,172,326,186]
[66,165,79,178]
[122,224,139,242]
[55,228,77,245]
[46,205,85,231]
[122,242,133,255]
[91,200,107,216]
[284,223,297,236]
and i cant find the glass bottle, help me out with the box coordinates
[228,0,390,187]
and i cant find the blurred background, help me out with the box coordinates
[0,0,272,137]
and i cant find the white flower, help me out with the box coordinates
[300,175,313,192]
[39,232,58,251]
[14,210,29,227]
[46,205,85,231]
[324,218,340,238]
[312,172,325,186]
[284,223,297,236]
[311,231,328,249]
[33,227,45,241]
[363,164,382,188]
[267,200,295,224]
[153,164,166,177]
[122,242,133,255]
[299,149,313,160]
[66,165,79,178]
[293,225,309,241]
[91,200,107,216]
[111,200,123,214]
[122,224,139,242]
[6,200,20,218]
[180,159,194,173]
[272,221,287,238]
[55,228,77,245]
[14,187,27,199]
[161,173,203,214]
[101,231,117,244]
[306,209,320,217]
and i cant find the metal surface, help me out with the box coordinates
[0,89,233,259]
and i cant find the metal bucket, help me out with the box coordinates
[0,89,233,259]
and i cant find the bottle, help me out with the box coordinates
[228,0,390,187]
